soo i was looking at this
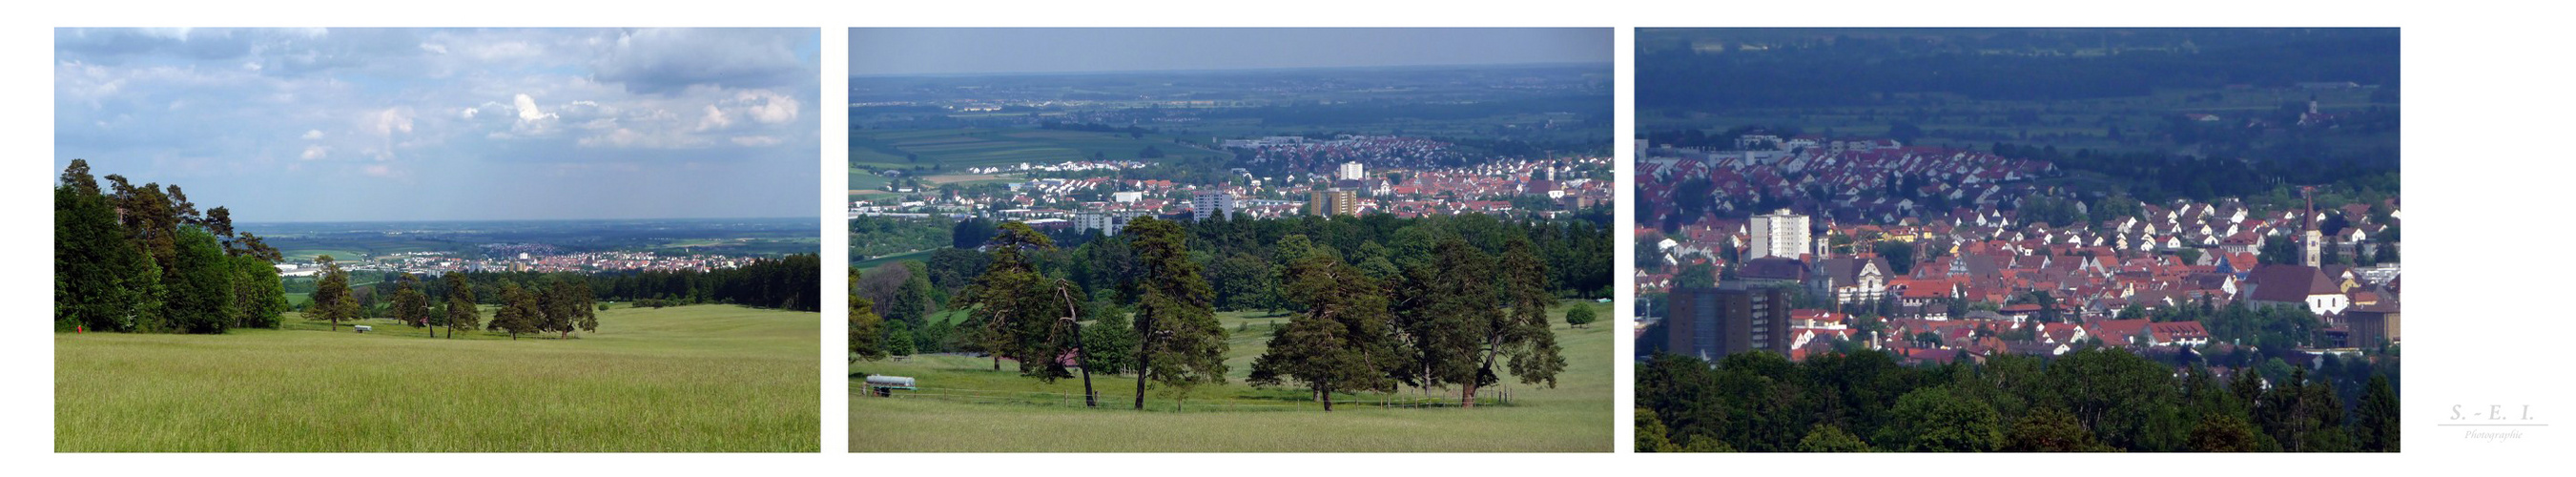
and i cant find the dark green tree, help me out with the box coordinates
[851,268,888,361]
[1489,238,1568,402]
[957,222,1060,373]
[1125,217,1226,409]
[1796,425,1874,452]
[55,161,153,332]
[443,273,479,339]
[2189,413,2262,452]
[1876,386,2003,452]
[2003,406,2104,451]
[1248,247,1401,411]
[231,254,288,329]
[165,226,237,334]
[1564,304,1598,328]
[391,273,430,335]
[493,281,543,340]
[2356,374,2401,452]
[1638,406,1682,452]
[309,255,357,331]
[1081,308,1138,375]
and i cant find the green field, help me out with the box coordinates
[851,248,938,269]
[56,304,820,452]
[849,301,1615,452]
[1639,87,2393,155]
[851,128,1225,170]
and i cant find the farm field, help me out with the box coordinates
[1638,87,2394,156]
[55,304,820,452]
[848,301,1614,452]
[850,128,1224,170]
[852,248,938,269]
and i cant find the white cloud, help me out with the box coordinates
[730,135,782,147]
[695,104,732,132]
[301,129,324,139]
[741,90,798,124]
[300,145,329,159]
[513,93,553,123]
[368,108,413,136]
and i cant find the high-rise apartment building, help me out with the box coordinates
[1664,284,1793,362]
[1747,209,1811,260]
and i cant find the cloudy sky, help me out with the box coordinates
[54,28,821,222]
[851,28,1611,76]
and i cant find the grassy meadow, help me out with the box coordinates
[849,300,1615,452]
[55,304,819,452]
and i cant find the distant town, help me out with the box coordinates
[278,248,759,278]
[853,135,1613,234]
[1638,135,2400,368]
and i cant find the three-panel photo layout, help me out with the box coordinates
[52,27,2401,455]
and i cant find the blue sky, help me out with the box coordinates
[850,28,1612,76]
[54,28,821,222]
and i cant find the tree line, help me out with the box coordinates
[55,159,289,334]
[1637,347,2398,452]
[854,214,1595,410]
[861,213,1610,363]
[435,255,823,313]
[299,255,817,341]
[296,259,601,341]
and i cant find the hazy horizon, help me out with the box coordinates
[850,28,1611,76]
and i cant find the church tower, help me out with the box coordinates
[2300,186,2322,268]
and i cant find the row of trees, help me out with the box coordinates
[854,216,1578,410]
[55,159,288,334]
[870,213,1609,354]
[1637,347,2398,452]
[429,255,823,313]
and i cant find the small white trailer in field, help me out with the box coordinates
[863,375,917,397]
[352,325,372,333]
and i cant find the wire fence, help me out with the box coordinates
[854,384,1515,413]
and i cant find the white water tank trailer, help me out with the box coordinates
[865,375,917,397]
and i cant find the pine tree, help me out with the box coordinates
[1494,238,1567,396]
[1248,247,1399,411]
[957,222,1058,373]
[1419,238,1500,404]
[493,281,543,340]
[2356,374,2401,452]
[443,273,480,339]
[1125,217,1225,409]
[391,273,430,336]
[54,164,142,331]
[310,256,356,331]
[572,279,598,334]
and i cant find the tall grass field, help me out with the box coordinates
[56,304,819,452]
[849,301,1614,452]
